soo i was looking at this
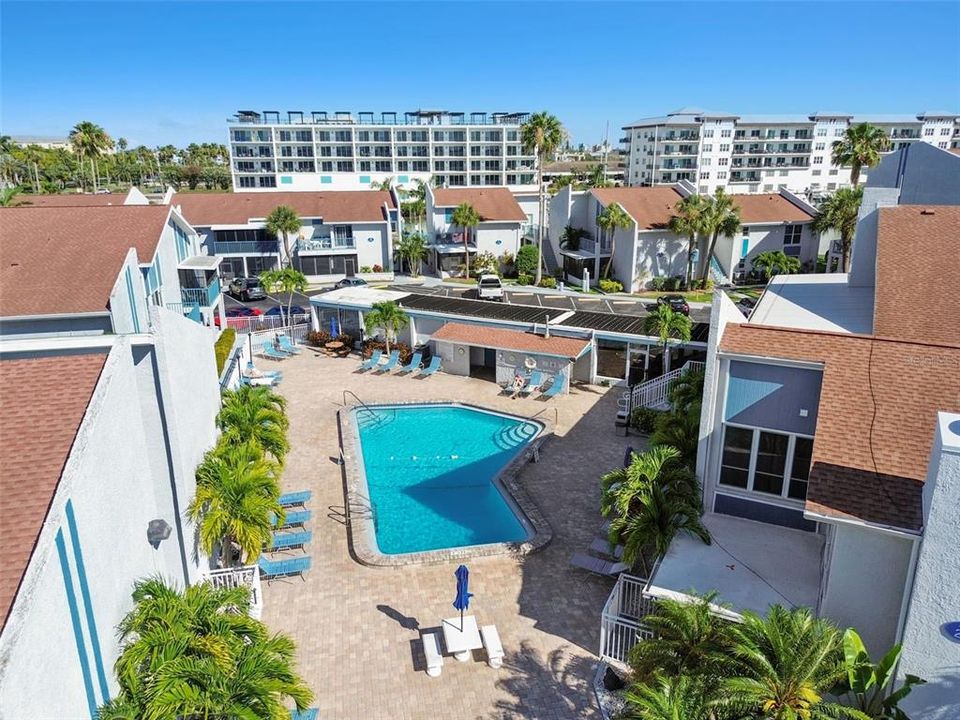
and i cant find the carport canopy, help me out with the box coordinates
[430,322,591,361]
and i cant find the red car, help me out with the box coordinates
[214,306,263,327]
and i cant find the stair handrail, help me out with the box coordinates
[342,389,379,417]
[529,405,560,431]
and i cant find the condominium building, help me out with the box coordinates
[621,107,960,198]
[227,109,538,193]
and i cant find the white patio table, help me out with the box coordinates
[441,615,482,662]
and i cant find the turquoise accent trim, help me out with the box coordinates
[725,376,784,420]
[281,176,293,185]
[65,501,110,703]
[320,176,332,184]
[740,237,750,258]
[56,529,98,719]
[397,175,409,183]
[124,268,141,333]
[359,175,371,184]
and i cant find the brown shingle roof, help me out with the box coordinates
[873,206,960,345]
[173,191,396,226]
[0,352,107,628]
[431,322,590,359]
[730,194,815,224]
[591,187,682,230]
[720,323,960,531]
[0,206,171,317]
[431,188,527,222]
[13,193,134,208]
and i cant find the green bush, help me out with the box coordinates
[517,273,533,285]
[214,328,236,375]
[538,277,557,289]
[471,250,500,277]
[515,244,539,276]
[359,265,372,273]
[598,278,623,293]
[630,406,663,434]
[650,277,666,291]
[664,276,682,291]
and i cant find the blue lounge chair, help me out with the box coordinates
[375,349,400,373]
[397,351,422,374]
[518,371,544,397]
[290,710,319,720]
[418,356,442,377]
[258,555,311,581]
[272,509,311,528]
[269,530,312,552]
[359,349,383,371]
[279,490,311,507]
[260,341,288,361]
[277,335,302,354]
[540,372,566,399]
[240,375,280,388]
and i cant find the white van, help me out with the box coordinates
[477,274,504,301]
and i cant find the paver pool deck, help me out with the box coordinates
[261,349,640,720]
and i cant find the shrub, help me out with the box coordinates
[362,339,412,364]
[630,406,664,434]
[650,277,666,291]
[664,276,682,291]
[335,332,354,348]
[306,329,331,347]
[500,251,516,276]
[359,265,372,273]
[472,251,500,277]
[516,273,533,285]
[538,277,557,289]
[515,244,539,276]
[553,267,565,280]
[598,278,623,293]
[214,328,237,375]
[372,264,383,273]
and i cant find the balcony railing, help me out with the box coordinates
[580,236,611,255]
[296,237,355,252]
[212,240,279,255]
[181,278,221,307]
[203,565,263,619]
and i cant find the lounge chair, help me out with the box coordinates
[589,537,625,560]
[517,371,544,397]
[359,349,383,371]
[375,349,400,373]
[418,356,441,377]
[277,335,302,354]
[539,372,566,399]
[260,342,288,361]
[279,490,311,507]
[569,552,628,576]
[247,363,282,381]
[422,632,444,678]
[272,509,311,529]
[398,351,422,374]
[241,374,280,387]
[290,709,319,720]
[269,530,312,552]
[258,555,311,581]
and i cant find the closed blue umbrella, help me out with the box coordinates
[329,315,339,337]
[453,564,473,631]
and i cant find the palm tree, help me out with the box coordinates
[751,250,801,280]
[521,112,566,284]
[98,577,313,719]
[832,123,891,187]
[548,174,576,195]
[559,225,589,252]
[601,445,691,521]
[650,407,700,468]
[719,605,858,720]
[587,162,612,188]
[265,205,303,267]
[372,176,393,191]
[624,675,715,720]
[187,440,284,567]
[69,121,111,192]
[668,194,708,288]
[396,232,428,276]
[363,300,409,354]
[643,304,692,375]
[813,186,863,273]
[698,189,742,285]
[667,368,705,414]
[450,202,480,277]
[217,384,289,464]
[597,201,633,279]
[259,266,307,327]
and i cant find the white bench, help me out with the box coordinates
[480,624,503,669]
[422,632,443,677]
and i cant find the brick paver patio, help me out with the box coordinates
[261,350,640,719]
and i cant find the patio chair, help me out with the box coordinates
[397,351,422,374]
[417,356,442,377]
[589,536,625,560]
[539,372,566,399]
[260,341,288,361]
[258,555,311,582]
[290,709,319,720]
[279,490,311,507]
[277,335,302,354]
[269,530,312,552]
[240,375,280,388]
[359,349,383,371]
[272,509,312,529]
[375,349,400,373]
[246,362,282,381]
[569,552,628,576]
[517,371,545,397]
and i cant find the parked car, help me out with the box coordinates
[477,274,504,301]
[334,277,368,290]
[736,296,758,317]
[213,306,262,328]
[265,305,306,317]
[657,294,690,315]
[228,277,266,301]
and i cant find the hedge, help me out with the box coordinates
[214,328,237,375]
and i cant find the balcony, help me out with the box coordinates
[296,237,355,252]
[212,240,279,255]
[580,236,611,256]
[180,278,221,307]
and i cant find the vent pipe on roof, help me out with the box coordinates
[544,314,551,339]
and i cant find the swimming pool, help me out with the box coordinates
[353,404,541,555]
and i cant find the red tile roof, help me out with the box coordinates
[720,323,960,531]
[0,206,171,317]
[873,206,960,345]
[591,187,682,230]
[730,194,815,223]
[431,322,590,359]
[14,193,133,208]
[0,206,169,317]
[173,191,396,226]
[431,188,527,222]
[0,352,108,628]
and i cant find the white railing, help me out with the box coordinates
[251,322,312,350]
[599,574,656,665]
[224,313,310,335]
[203,564,263,619]
[625,360,705,411]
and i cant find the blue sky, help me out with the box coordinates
[2,1,958,147]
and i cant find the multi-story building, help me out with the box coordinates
[621,107,960,198]
[227,109,538,193]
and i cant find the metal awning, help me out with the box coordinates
[434,244,477,254]
[179,255,222,271]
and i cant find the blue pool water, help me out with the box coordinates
[355,404,540,554]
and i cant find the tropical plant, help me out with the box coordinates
[559,224,589,252]
[451,202,480,277]
[667,368,705,414]
[372,175,393,191]
[832,123,891,187]
[643,304,693,371]
[515,244,539,277]
[259,266,307,326]
[624,674,715,720]
[650,407,701,468]
[69,120,111,191]
[521,112,566,284]
[395,232,428,275]
[698,189,741,284]
[98,577,313,720]
[0,187,23,207]
[217,384,290,464]
[472,250,500,277]
[838,629,925,720]
[813,186,863,273]
[587,162,612,188]
[363,300,409,354]
[265,205,303,267]
[597,201,633,278]
[548,174,576,195]
[669,194,708,288]
[187,440,284,567]
[751,250,802,280]
[598,278,623,293]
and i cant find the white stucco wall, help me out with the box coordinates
[108,249,149,334]
[633,230,687,289]
[433,340,470,376]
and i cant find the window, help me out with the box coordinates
[816,128,827,137]
[719,425,813,501]
[813,156,823,164]
[753,432,789,495]
[704,129,714,138]
[815,143,825,151]
[702,158,711,166]
[238,176,255,188]
[828,169,838,176]
[700,171,710,179]
[720,129,731,138]
[258,176,276,188]
[812,169,821,176]
[834,129,844,137]
[720,426,752,488]
[763,184,774,192]
[719,143,730,152]
[699,185,709,193]
[717,171,727,179]
[941,128,951,136]
[784,224,802,245]
[924,128,934,136]
[703,144,713,152]
[788,437,813,499]
[718,157,728,166]
[939,141,948,148]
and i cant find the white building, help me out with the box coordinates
[621,107,960,198]
[227,109,538,193]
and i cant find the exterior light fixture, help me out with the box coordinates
[147,519,172,549]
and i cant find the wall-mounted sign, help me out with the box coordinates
[367,237,375,243]
[495,239,503,245]
[944,621,960,643]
